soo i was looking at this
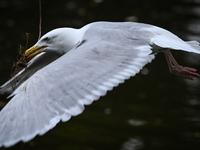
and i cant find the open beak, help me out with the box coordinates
[25,45,46,61]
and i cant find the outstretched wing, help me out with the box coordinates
[0,23,155,147]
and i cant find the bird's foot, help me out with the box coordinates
[171,66,200,80]
[161,49,200,80]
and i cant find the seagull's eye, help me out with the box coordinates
[43,37,50,42]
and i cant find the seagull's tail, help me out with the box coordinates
[142,25,200,54]
[185,41,200,54]
[152,37,200,54]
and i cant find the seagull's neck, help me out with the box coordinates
[71,23,92,43]
[61,24,91,53]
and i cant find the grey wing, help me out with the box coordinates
[0,25,155,147]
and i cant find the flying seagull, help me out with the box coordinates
[0,21,200,147]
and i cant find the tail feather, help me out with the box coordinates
[142,26,200,54]
[186,41,200,52]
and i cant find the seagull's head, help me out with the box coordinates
[25,28,81,62]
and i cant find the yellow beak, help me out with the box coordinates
[25,45,45,61]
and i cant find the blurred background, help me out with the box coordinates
[0,0,200,149]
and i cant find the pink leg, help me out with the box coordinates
[161,49,200,80]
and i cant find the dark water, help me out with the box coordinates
[0,0,200,149]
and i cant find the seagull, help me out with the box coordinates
[0,21,200,147]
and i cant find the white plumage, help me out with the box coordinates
[0,21,200,147]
